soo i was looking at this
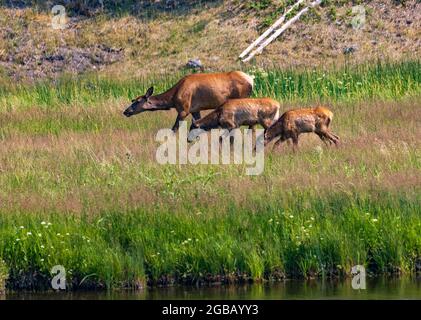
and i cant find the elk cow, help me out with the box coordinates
[123,71,254,133]
[264,106,340,150]
[192,98,280,132]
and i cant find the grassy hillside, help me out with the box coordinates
[0,60,420,289]
[0,0,419,81]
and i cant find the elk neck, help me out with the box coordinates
[149,86,177,111]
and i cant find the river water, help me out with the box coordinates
[4,277,421,300]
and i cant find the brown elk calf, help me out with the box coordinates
[123,71,254,132]
[264,106,340,150]
[192,98,281,133]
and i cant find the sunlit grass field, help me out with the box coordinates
[0,60,420,290]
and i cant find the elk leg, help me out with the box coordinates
[190,112,201,131]
[187,112,202,142]
[172,114,181,132]
[172,111,188,133]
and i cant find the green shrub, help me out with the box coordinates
[327,5,337,21]
[247,0,274,11]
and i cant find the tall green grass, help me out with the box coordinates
[252,60,421,102]
[0,73,180,110]
[0,192,420,289]
[0,60,419,110]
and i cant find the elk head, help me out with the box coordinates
[123,87,155,117]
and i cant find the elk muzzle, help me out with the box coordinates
[123,108,133,117]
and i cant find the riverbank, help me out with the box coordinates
[5,277,421,300]
[1,191,421,290]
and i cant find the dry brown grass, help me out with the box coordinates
[0,97,419,216]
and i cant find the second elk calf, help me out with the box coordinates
[264,106,340,150]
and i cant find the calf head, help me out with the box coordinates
[264,122,282,146]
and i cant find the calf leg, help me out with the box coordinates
[272,136,287,151]
[330,132,340,141]
[291,133,299,152]
[219,120,237,144]
[326,131,339,145]
[248,125,257,145]
[316,132,332,146]
[318,124,340,146]
[323,131,340,146]
[272,138,283,150]
[248,124,257,139]
[330,134,340,145]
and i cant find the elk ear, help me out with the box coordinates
[145,87,154,99]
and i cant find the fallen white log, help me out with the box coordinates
[242,0,322,62]
[239,0,305,59]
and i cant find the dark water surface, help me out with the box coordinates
[4,277,421,300]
